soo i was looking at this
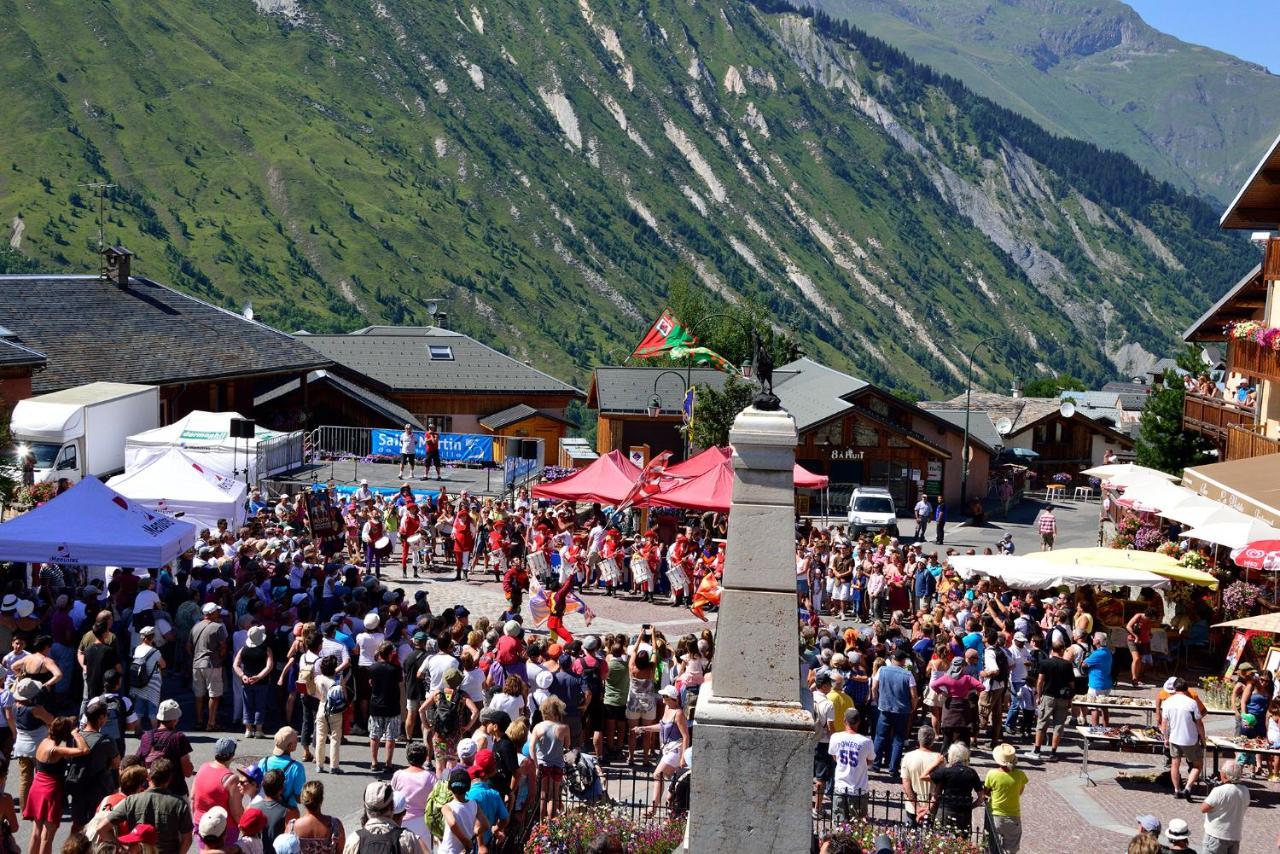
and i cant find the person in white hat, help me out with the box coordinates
[355,612,385,732]
[130,625,166,731]
[234,626,274,739]
[632,684,690,816]
[191,602,229,731]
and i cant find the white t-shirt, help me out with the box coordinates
[812,691,834,743]
[459,667,485,703]
[356,631,385,667]
[438,799,479,854]
[420,652,461,693]
[982,647,1007,691]
[132,590,160,614]
[319,637,348,669]
[400,431,414,455]
[828,731,874,795]
[1161,693,1202,747]
[486,692,524,723]
[1006,644,1030,682]
[1202,781,1249,842]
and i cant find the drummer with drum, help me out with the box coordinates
[361,508,389,578]
[666,531,696,608]
[399,500,423,578]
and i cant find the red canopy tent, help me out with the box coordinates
[646,459,830,512]
[664,446,731,479]
[531,450,643,505]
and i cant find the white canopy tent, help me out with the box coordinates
[948,553,1171,590]
[1081,463,1179,484]
[1181,513,1280,550]
[0,477,196,567]
[124,410,290,482]
[108,447,248,533]
[1116,480,1198,514]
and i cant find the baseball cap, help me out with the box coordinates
[468,748,497,779]
[448,768,472,792]
[118,825,158,845]
[1135,814,1160,833]
[363,781,394,812]
[198,806,228,839]
[480,708,511,729]
[1013,632,1027,643]
[1162,677,1179,692]
[202,602,219,615]
[139,625,157,637]
[239,808,268,835]
[659,685,680,701]
[235,764,265,787]
[457,737,478,763]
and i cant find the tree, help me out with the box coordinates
[1134,371,1213,475]
[1022,373,1087,398]
[690,373,755,450]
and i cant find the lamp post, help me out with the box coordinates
[961,335,1004,508]
[648,369,691,456]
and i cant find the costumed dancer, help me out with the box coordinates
[452,503,475,581]
[630,533,656,602]
[529,572,595,644]
[487,518,510,581]
[690,550,725,621]
[502,557,530,618]
[361,508,385,577]
[665,532,694,607]
[559,533,586,586]
[528,522,553,588]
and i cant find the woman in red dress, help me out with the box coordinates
[24,715,89,854]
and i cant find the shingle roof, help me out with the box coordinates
[1099,382,1151,411]
[772,357,869,431]
[921,392,1062,434]
[0,274,328,393]
[917,408,1002,453]
[255,370,424,429]
[478,404,574,431]
[589,367,729,415]
[299,326,582,396]
[0,337,46,368]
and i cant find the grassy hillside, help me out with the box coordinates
[0,0,1254,396]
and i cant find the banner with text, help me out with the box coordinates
[370,430,495,463]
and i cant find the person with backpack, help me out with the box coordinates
[979,630,1010,748]
[437,769,487,854]
[313,655,347,776]
[129,625,166,731]
[258,727,307,811]
[139,700,193,798]
[87,669,139,758]
[67,699,119,836]
[350,781,428,854]
[424,669,478,777]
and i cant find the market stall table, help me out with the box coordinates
[1071,694,1235,728]
[1074,724,1167,786]
[1207,735,1280,777]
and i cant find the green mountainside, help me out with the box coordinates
[0,0,1254,396]
[805,0,1280,203]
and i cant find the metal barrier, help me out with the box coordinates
[813,790,989,848]
[254,431,306,484]
[309,425,373,461]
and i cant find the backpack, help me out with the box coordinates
[65,731,105,786]
[100,695,125,741]
[129,648,160,692]
[668,766,691,815]
[576,655,604,701]
[140,727,178,768]
[423,779,452,841]
[564,751,603,801]
[993,646,1010,684]
[352,826,401,854]
[430,689,463,736]
[323,681,349,716]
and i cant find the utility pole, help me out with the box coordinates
[80,182,116,271]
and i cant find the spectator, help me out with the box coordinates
[984,744,1027,854]
[1200,760,1249,854]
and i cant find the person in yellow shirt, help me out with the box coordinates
[984,744,1028,853]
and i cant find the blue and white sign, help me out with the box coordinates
[504,454,539,489]
[370,430,495,463]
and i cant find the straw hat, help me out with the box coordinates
[992,744,1017,767]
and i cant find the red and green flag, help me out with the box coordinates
[631,309,696,359]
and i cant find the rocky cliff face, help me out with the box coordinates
[0,0,1252,393]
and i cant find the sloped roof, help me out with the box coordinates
[1183,264,1265,342]
[299,326,581,396]
[0,337,46,368]
[772,357,869,431]
[254,370,424,429]
[588,366,729,415]
[918,408,1001,453]
[1221,129,1280,229]
[1099,382,1151,412]
[478,404,574,431]
[921,392,1062,434]
[0,274,328,393]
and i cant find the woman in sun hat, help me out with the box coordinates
[632,684,689,817]
[234,626,274,739]
[12,677,51,807]
[983,743,1027,854]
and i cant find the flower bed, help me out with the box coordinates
[1222,580,1265,618]
[525,808,685,854]
[1226,320,1280,350]
[825,821,985,854]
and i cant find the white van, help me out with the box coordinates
[846,487,898,538]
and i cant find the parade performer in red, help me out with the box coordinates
[529,573,594,643]
[398,500,421,577]
[452,504,475,581]
[666,532,695,607]
[599,528,622,597]
[502,557,530,617]
[528,521,553,586]
[487,518,510,581]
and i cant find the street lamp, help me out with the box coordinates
[647,370,688,419]
[960,335,1004,508]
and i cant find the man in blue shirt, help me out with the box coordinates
[257,727,307,810]
[1081,631,1114,726]
[913,563,936,610]
[871,650,917,776]
[466,749,510,846]
[961,619,985,658]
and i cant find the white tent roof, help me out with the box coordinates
[1081,463,1178,483]
[0,477,196,567]
[1182,514,1280,550]
[108,447,248,533]
[125,410,287,480]
[948,554,1171,590]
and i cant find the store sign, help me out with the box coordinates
[827,448,864,461]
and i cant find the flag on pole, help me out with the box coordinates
[617,450,673,511]
[631,309,696,359]
[669,345,737,375]
[682,386,695,429]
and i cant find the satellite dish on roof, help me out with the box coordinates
[995,417,1013,436]
[1059,401,1076,419]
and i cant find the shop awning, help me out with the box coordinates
[1036,547,1218,590]
[1181,456,1280,528]
[948,553,1170,590]
[1212,613,1280,633]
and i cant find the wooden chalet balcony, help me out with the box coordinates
[1228,339,1280,385]
[1183,392,1254,443]
[1226,424,1280,460]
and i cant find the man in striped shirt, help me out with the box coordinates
[1038,506,1057,551]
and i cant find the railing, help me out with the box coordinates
[812,790,988,849]
[1226,423,1280,460]
[1182,392,1254,443]
[254,430,306,484]
[1228,338,1280,384]
[984,804,1006,854]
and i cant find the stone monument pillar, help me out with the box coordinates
[683,404,813,853]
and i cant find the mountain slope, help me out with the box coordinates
[0,0,1253,396]
[804,0,1280,202]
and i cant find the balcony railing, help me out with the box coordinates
[1228,339,1280,385]
[1226,424,1280,460]
[1183,392,1254,443]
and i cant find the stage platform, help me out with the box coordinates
[263,460,509,501]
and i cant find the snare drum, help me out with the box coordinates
[373,536,392,558]
[407,532,425,545]
[631,553,652,585]
[666,562,689,592]
[599,556,620,585]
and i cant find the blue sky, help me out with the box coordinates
[1127,1,1278,73]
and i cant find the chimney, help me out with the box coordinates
[434,311,447,329]
[102,246,133,287]
[1011,378,1023,399]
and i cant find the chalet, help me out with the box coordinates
[587,366,730,464]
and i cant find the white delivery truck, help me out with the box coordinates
[10,382,160,484]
